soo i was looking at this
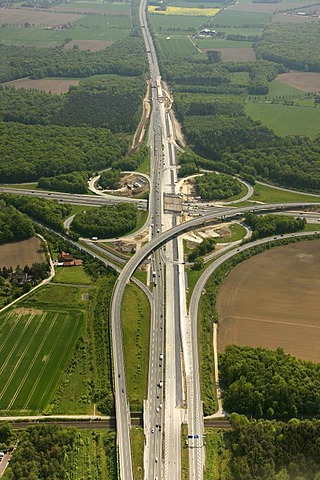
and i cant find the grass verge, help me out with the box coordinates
[252,182,320,203]
[181,423,189,480]
[204,428,231,480]
[131,428,145,480]
[121,283,150,411]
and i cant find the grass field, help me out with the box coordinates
[0,306,83,414]
[52,266,93,285]
[217,223,247,243]
[264,78,305,98]
[72,13,131,28]
[121,283,150,411]
[148,13,208,32]
[245,102,320,137]
[252,182,320,203]
[51,1,130,13]
[157,35,198,57]
[213,9,272,27]
[217,239,320,362]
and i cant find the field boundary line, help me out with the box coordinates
[22,313,59,410]
[0,313,46,405]
[8,313,58,411]
[38,315,81,407]
[228,315,320,329]
[0,313,35,379]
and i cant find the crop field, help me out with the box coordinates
[245,102,320,137]
[157,35,198,57]
[0,24,127,47]
[0,237,45,269]
[275,72,320,93]
[0,8,83,26]
[148,5,220,16]
[3,77,80,93]
[148,13,208,32]
[72,12,131,28]
[217,240,320,363]
[229,1,314,13]
[201,47,255,61]
[212,9,271,27]
[64,39,114,51]
[0,307,83,414]
[50,1,130,14]
[195,38,254,48]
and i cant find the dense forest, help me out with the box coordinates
[222,415,320,480]
[256,23,320,71]
[0,76,146,133]
[71,203,138,238]
[0,199,34,244]
[0,122,127,183]
[244,213,306,239]
[0,37,147,83]
[175,93,320,192]
[2,425,117,480]
[0,194,72,232]
[219,345,320,418]
[194,172,242,200]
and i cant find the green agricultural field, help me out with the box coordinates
[194,37,253,48]
[72,13,131,28]
[54,1,130,13]
[252,182,320,203]
[265,78,305,98]
[213,9,272,27]
[0,306,83,414]
[157,35,198,57]
[245,102,320,137]
[148,13,208,32]
[121,283,150,411]
[0,24,128,47]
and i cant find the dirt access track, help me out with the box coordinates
[217,240,320,363]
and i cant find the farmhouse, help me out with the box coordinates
[57,251,83,267]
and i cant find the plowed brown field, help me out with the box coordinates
[0,237,46,269]
[217,240,320,362]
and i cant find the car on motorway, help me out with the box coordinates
[156,407,160,413]
[151,428,154,433]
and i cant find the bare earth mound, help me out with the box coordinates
[217,240,320,362]
[64,39,114,51]
[4,77,80,94]
[276,72,320,92]
[201,47,255,62]
[0,237,46,269]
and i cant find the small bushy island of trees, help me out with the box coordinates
[71,203,138,238]
[245,213,306,239]
[194,172,242,200]
[220,345,320,418]
[99,169,122,190]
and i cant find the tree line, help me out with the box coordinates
[244,213,306,239]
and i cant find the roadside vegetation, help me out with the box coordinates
[121,283,150,411]
[131,428,145,480]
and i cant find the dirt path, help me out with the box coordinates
[130,80,151,152]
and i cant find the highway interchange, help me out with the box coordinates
[1,2,320,479]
